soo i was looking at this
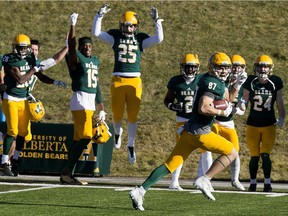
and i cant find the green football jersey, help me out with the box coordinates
[167,74,203,119]
[242,75,283,127]
[107,29,149,73]
[184,73,226,133]
[2,53,36,98]
[69,51,101,94]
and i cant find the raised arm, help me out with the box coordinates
[142,6,164,50]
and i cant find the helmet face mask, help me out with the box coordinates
[119,11,139,37]
[13,34,31,59]
[254,55,274,80]
[230,55,246,80]
[208,52,231,81]
[180,54,200,81]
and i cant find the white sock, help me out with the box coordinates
[13,150,21,160]
[202,151,213,173]
[230,154,241,182]
[170,163,183,186]
[1,154,9,164]
[264,178,271,184]
[113,121,122,135]
[250,179,257,184]
[197,155,204,177]
[128,122,137,147]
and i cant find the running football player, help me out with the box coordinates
[129,52,238,211]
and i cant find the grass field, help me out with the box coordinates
[0,181,288,216]
[0,1,288,181]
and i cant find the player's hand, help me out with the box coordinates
[232,107,245,116]
[150,6,159,20]
[275,118,284,128]
[168,102,183,112]
[33,65,43,73]
[233,71,248,90]
[70,13,78,26]
[238,98,246,111]
[53,80,67,88]
[219,103,233,117]
[98,4,111,17]
[98,110,106,121]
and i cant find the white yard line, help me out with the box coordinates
[0,182,287,197]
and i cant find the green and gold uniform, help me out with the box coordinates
[69,51,102,140]
[1,53,35,155]
[242,75,282,156]
[108,29,149,123]
[164,73,234,172]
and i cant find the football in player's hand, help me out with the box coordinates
[212,99,228,110]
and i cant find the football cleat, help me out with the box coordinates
[193,176,216,201]
[169,185,184,191]
[114,128,123,149]
[263,184,272,192]
[60,175,88,185]
[0,163,14,176]
[128,146,136,164]
[129,186,145,211]
[11,158,20,177]
[231,180,245,191]
[248,183,257,192]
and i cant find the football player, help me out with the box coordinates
[9,37,69,176]
[129,52,238,211]
[212,54,247,191]
[92,4,164,163]
[0,54,6,121]
[239,55,286,192]
[0,34,40,176]
[164,53,213,190]
[60,13,106,185]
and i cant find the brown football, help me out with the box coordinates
[212,99,228,110]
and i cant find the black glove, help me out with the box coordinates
[168,102,183,112]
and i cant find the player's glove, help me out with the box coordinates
[53,80,67,88]
[70,13,78,26]
[98,4,111,17]
[232,107,245,116]
[275,118,284,128]
[233,71,248,90]
[218,103,233,117]
[150,6,164,22]
[33,65,43,73]
[98,110,106,121]
[168,102,183,112]
[238,98,247,111]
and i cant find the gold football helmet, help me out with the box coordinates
[208,52,231,81]
[27,97,45,122]
[119,11,139,37]
[13,34,31,58]
[253,55,274,79]
[92,118,112,144]
[180,53,200,80]
[230,55,246,80]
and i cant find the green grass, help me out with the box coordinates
[0,1,288,181]
[0,183,288,216]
